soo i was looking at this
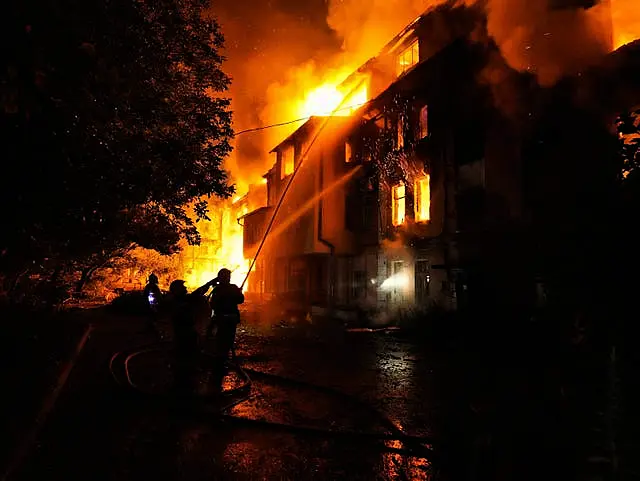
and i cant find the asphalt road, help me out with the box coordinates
[7,313,436,481]
[6,308,636,481]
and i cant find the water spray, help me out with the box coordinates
[240,76,368,290]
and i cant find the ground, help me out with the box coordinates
[1,306,638,481]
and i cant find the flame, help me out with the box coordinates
[264,63,370,151]
[414,175,431,223]
[181,196,252,292]
[300,79,368,117]
[391,183,406,226]
[611,0,640,49]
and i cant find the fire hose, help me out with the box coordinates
[108,342,435,460]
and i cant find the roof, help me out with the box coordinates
[268,115,355,153]
[269,117,327,153]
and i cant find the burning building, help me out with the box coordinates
[234,0,640,321]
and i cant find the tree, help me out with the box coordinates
[617,108,640,181]
[0,0,233,298]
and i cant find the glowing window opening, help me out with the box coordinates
[397,40,419,76]
[419,105,428,139]
[397,117,404,149]
[281,146,294,179]
[392,183,406,226]
[345,141,353,163]
[414,175,430,223]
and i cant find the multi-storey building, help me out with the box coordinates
[241,0,640,321]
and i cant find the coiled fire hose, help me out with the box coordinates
[108,341,434,459]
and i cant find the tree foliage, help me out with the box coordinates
[0,0,233,290]
[617,108,640,182]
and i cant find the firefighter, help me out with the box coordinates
[168,277,217,395]
[143,273,162,332]
[207,268,244,361]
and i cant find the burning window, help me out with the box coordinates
[397,117,405,150]
[391,183,406,226]
[281,146,294,179]
[419,105,428,139]
[345,141,353,163]
[414,175,430,223]
[397,40,419,76]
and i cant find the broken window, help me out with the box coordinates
[414,175,430,223]
[397,39,419,76]
[391,183,406,226]
[280,146,294,179]
[419,105,429,139]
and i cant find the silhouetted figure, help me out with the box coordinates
[207,268,244,362]
[143,273,162,332]
[168,278,216,395]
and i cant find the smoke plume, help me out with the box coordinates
[212,0,632,187]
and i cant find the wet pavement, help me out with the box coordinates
[6,308,637,481]
[8,313,437,481]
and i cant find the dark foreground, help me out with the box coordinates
[2,308,639,481]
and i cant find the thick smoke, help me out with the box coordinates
[327,0,437,67]
[212,0,628,187]
[328,0,614,86]
[485,0,613,86]
[611,0,640,48]
[212,0,341,188]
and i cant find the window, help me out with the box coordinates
[414,175,430,223]
[415,260,430,304]
[352,270,366,300]
[397,40,419,76]
[345,141,353,163]
[267,180,277,206]
[280,146,293,179]
[391,260,406,301]
[397,117,405,150]
[391,183,406,226]
[288,260,306,293]
[419,105,428,139]
[458,159,485,190]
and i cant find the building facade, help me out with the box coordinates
[240,0,638,321]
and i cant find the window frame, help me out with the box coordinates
[280,146,294,179]
[414,175,431,223]
[419,105,429,139]
[345,141,353,163]
[397,39,420,76]
[397,116,405,150]
[391,182,406,226]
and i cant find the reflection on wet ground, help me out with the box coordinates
[116,323,436,480]
[14,316,437,481]
[15,312,624,481]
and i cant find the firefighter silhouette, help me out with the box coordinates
[143,273,162,331]
[168,278,217,395]
[207,268,245,361]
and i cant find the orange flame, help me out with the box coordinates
[300,78,368,117]
[611,0,640,49]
